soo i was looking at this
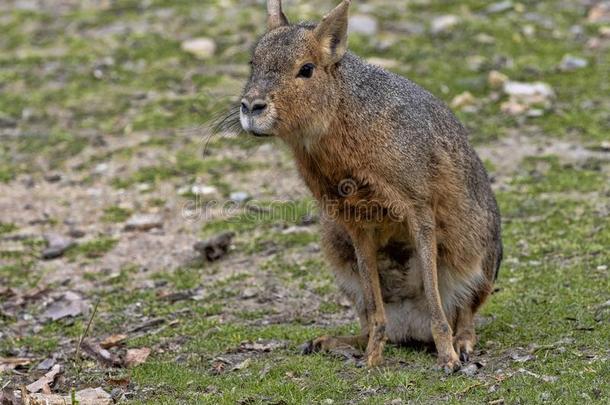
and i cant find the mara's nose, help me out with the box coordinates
[241,98,267,115]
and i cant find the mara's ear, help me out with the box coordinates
[267,0,289,31]
[314,0,351,65]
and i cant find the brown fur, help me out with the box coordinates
[237,0,502,372]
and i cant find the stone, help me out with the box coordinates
[124,214,163,231]
[460,363,479,377]
[348,14,378,36]
[229,191,250,203]
[488,70,509,89]
[475,33,496,44]
[42,291,89,321]
[181,37,216,59]
[588,3,610,23]
[43,173,61,183]
[431,15,460,34]
[191,185,219,197]
[558,54,588,72]
[94,163,109,173]
[42,233,73,260]
[500,100,528,116]
[450,91,476,110]
[486,1,513,14]
[503,81,554,107]
[27,388,112,405]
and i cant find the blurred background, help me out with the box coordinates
[0,0,608,403]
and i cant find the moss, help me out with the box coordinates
[0,222,17,235]
[0,166,14,183]
[101,206,133,223]
[68,237,118,259]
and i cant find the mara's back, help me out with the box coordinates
[335,55,498,205]
[334,52,502,278]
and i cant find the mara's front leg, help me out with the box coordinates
[347,226,387,367]
[415,218,461,373]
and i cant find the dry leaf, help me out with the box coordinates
[100,334,128,349]
[0,357,31,372]
[210,358,229,375]
[24,387,112,405]
[125,347,151,368]
[26,364,62,393]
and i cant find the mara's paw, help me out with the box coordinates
[453,335,475,363]
[365,340,385,368]
[301,335,346,355]
[436,350,461,374]
[365,349,384,367]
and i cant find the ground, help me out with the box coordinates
[0,0,609,404]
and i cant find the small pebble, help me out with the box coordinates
[431,15,460,34]
[181,38,216,59]
[42,233,73,260]
[486,1,513,14]
[558,54,588,72]
[450,91,476,110]
[460,363,479,377]
[230,191,250,203]
[488,70,509,88]
[44,173,61,183]
[124,214,163,231]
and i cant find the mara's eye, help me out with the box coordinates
[297,63,315,79]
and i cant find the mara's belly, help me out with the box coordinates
[333,250,483,344]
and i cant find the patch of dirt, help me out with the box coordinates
[476,129,609,187]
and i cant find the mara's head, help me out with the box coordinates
[240,0,351,139]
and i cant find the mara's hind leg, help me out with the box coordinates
[306,216,370,356]
[454,272,494,362]
[304,312,368,353]
[453,306,476,362]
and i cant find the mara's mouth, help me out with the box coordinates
[248,130,273,138]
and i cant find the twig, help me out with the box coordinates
[457,381,484,395]
[73,298,100,374]
[76,298,100,358]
